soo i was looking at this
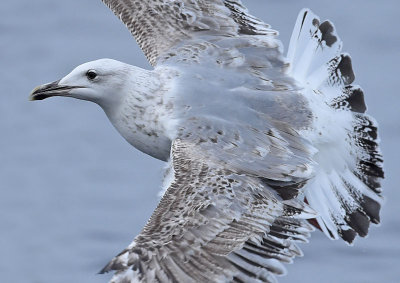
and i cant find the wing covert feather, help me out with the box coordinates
[101,0,277,65]
[102,140,314,282]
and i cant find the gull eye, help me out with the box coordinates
[86,70,98,80]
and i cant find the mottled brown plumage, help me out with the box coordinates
[30,1,383,282]
[101,0,276,65]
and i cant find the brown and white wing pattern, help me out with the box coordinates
[101,0,277,65]
[101,139,315,283]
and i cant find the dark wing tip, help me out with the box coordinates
[319,20,338,47]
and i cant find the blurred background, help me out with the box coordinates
[1,1,399,282]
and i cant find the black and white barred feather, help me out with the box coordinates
[287,9,383,243]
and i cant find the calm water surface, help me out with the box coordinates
[1,1,399,282]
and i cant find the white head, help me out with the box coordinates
[30,59,134,110]
[31,58,172,160]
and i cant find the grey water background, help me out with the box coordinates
[1,0,399,282]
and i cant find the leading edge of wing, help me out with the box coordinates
[101,0,277,65]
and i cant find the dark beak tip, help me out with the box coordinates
[29,85,42,101]
[28,80,82,101]
[29,94,46,101]
[29,94,47,101]
[28,80,62,101]
[28,89,40,101]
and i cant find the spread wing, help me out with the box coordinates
[101,0,277,65]
[101,139,315,282]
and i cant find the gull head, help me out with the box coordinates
[30,58,172,160]
[29,59,132,108]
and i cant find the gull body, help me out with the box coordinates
[35,56,312,166]
[30,1,384,282]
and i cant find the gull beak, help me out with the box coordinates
[29,80,83,101]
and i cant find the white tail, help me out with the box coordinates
[287,9,384,243]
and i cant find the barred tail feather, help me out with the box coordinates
[287,9,384,243]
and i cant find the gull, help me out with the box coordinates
[30,1,384,282]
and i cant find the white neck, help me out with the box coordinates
[102,67,175,161]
